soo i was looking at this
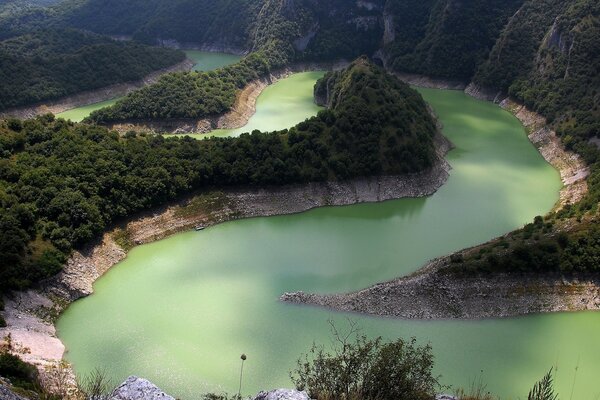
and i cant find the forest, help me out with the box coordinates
[0,59,437,299]
[0,28,184,111]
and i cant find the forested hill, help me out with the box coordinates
[0,28,185,111]
[0,58,437,299]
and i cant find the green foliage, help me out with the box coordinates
[291,320,440,400]
[384,0,523,80]
[0,350,40,391]
[528,369,558,400]
[86,50,274,122]
[0,59,437,294]
[0,28,184,111]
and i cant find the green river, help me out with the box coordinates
[56,51,241,122]
[56,71,600,399]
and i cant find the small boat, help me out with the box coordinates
[195,225,205,231]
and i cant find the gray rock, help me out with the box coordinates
[436,395,458,400]
[0,383,28,400]
[109,376,175,400]
[253,389,311,400]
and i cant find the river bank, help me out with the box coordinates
[108,61,349,134]
[0,59,195,120]
[0,125,451,375]
[280,83,595,319]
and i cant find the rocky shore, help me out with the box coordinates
[280,82,595,320]
[0,59,195,120]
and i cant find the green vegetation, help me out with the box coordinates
[85,51,275,123]
[383,0,524,80]
[528,369,558,400]
[0,342,40,392]
[291,321,440,400]
[0,58,437,296]
[0,28,184,111]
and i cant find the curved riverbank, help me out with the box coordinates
[280,84,593,320]
[0,59,195,120]
[0,128,451,375]
[108,61,349,134]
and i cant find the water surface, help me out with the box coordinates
[209,71,324,138]
[185,50,242,72]
[57,82,600,399]
[56,98,120,123]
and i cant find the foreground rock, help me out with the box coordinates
[109,376,175,400]
[0,380,28,400]
[254,389,311,400]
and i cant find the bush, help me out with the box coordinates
[291,320,441,400]
[0,351,40,390]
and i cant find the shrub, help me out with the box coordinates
[0,350,40,390]
[291,320,441,400]
[528,369,558,400]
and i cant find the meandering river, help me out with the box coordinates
[56,70,600,399]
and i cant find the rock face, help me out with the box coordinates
[109,376,175,400]
[254,389,312,400]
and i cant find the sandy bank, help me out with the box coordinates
[0,59,195,120]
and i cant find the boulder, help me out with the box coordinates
[253,388,311,400]
[109,376,175,400]
[0,382,28,400]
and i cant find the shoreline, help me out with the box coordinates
[0,59,195,120]
[108,60,349,134]
[280,80,594,319]
[0,93,451,375]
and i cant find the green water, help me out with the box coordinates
[56,51,241,122]
[57,83,600,399]
[185,50,241,72]
[208,71,324,138]
[56,98,120,122]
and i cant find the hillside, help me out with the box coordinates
[0,28,185,111]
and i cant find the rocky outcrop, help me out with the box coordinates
[109,377,175,400]
[0,380,28,400]
[464,82,505,103]
[281,260,600,319]
[0,59,195,120]
[254,389,311,400]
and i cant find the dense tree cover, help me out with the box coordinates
[85,50,276,123]
[383,0,524,80]
[0,28,184,111]
[0,59,436,295]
